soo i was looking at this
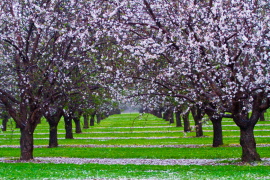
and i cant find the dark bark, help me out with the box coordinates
[210,116,223,147]
[1,95,42,160]
[20,127,35,160]
[157,108,163,118]
[260,110,265,121]
[231,92,268,162]
[109,108,121,115]
[194,119,203,137]
[15,122,20,128]
[64,115,73,139]
[205,108,223,147]
[36,118,41,124]
[233,115,261,162]
[90,112,96,126]
[151,108,163,118]
[150,109,159,117]
[182,110,191,132]
[16,105,42,160]
[83,114,89,129]
[1,115,9,131]
[163,108,169,121]
[44,108,63,148]
[163,107,174,123]
[48,123,58,148]
[191,106,204,137]
[175,110,182,127]
[73,117,82,133]
[169,108,174,124]
[96,114,102,124]
[240,126,260,162]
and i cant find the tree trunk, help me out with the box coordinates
[194,119,203,137]
[182,110,191,132]
[163,109,169,121]
[44,108,63,148]
[169,108,174,124]
[240,126,261,162]
[73,117,82,133]
[210,116,223,147]
[90,113,95,126]
[48,123,58,148]
[64,115,73,139]
[151,109,158,117]
[191,106,204,137]
[231,93,267,162]
[156,111,162,118]
[260,110,265,121]
[15,122,20,128]
[175,110,182,127]
[20,127,34,160]
[157,108,163,118]
[83,114,89,129]
[1,115,9,131]
[96,114,102,124]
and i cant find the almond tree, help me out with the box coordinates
[105,0,270,162]
[0,0,105,160]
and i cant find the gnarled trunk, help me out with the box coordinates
[205,108,223,147]
[90,113,95,126]
[96,114,102,124]
[163,108,169,121]
[163,107,174,124]
[182,110,191,132]
[44,108,63,148]
[157,108,163,118]
[175,110,182,127]
[191,106,204,137]
[64,115,73,139]
[210,116,223,147]
[169,108,174,124]
[73,117,82,133]
[20,127,35,160]
[231,92,268,162]
[194,119,203,137]
[83,114,89,129]
[48,123,58,148]
[240,126,260,162]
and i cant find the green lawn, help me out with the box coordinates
[1,163,270,180]
[1,146,269,159]
[0,112,270,179]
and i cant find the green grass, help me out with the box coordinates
[1,146,269,159]
[0,163,270,180]
[0,112,270,179]
[1,135,270,147]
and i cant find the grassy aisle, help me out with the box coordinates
[0,112,270,179]
[1,163,270,180]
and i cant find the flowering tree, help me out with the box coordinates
[0,0,105,160]
[105,0,270,162]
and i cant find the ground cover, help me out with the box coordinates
[0,112,269,179]
[1,163,270,180]
[1,146,270,159]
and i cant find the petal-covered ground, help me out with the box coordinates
[1,157,270,166]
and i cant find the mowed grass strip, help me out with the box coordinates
[1,146,269,159]
[1,113,270,147]
[0,112,270,179]
[0,163,270,180]
[1,135,270,146]
[2,130,270,139]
